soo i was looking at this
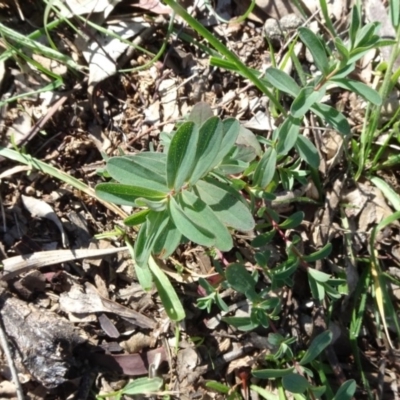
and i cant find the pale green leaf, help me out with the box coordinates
[253,147,277,188]
[212,118,241,167]
[295,136,320,169]
[252,367,295,379]
[189,116,223,184]
[275,117,301,155]
[168,196,215,248]
[303,243,332,262]
[188,101,214,125]
[148,256,185,321]
[333,380,356,400]
[311,103,351,136]
[195,178,255,231]
[107,154,168,193]
[291,86,327,118]
[167,121,199,190]
[300,330,332,365]
[265,67,300,97]
[308,268,331,282]
[124,209,150,226]
[298,28,330,76]
[122,377,163,395]
[331,78,382,105]
[95,183,167,206]
[177,191,233,251]
[282,373,310,394]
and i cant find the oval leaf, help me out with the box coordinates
[333,379,356,400]
[298,27,330,76]
[282,373,310,394]
[300,330,332,365]
[176,191,233,251]
[311,103,351,136]
[148,256,185,321]
[189,116,223,184]
[122,377,163,395]
[107,154,168,193]
[265,67,300,97]
[167,121,199,190]
[195,178,255,231]
[275,117,301,156]
[331,78,382,106]
[169,196,215,248]
[295,135,320,169]
[291,86,327,118]
[253,147,277,188]
[252,367,295,379]
[96,183,167,206]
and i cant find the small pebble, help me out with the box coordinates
[279,13,304,32]
[263,18,283,41]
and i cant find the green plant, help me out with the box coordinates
[95,376,163,399]
[251,331,356,400]
[95,102,256,288]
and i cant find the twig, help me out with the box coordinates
[0,317,25,400]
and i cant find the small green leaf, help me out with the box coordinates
[221,316,258,331]
[311,103,351,136]
[206,381,230,394]
[298,28,330,76]
[135,197,167,212]
[282,374,310,394]
[226,263,258,301]
[308,268,331,282]
[236,126,263,157]
[265,67,301,97]
[189,116,223,184]
[331,78,382,105]
[213,118,241,167]
[188,102,214,125]
[291,86,327,118]
[333,380,356,400]
[126,235,153,290]
[253,147,277,188]
[252,367,295,379]
[309,278,325,301]
[279,211,304,229]
[300,330,332,365]
[295,136,320,169]
[122,377,163,395]
[96,183,167,207]
[390,0,400,28]
[134,210,169,268]
[169,196,215,248]
[167,121,199,190]
[250,385,279,400]
[107,153,168,193]
[148,256,185,321]
[371,176,400,210]
[195,178,255,231]
[180,190,233,251]
[303,243,332,262]
[349,5,361,47]
[334,37,349,60]
[153,218,181,259]
[124,209,150,226]
[275,117,301,155]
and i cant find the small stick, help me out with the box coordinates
[0,317,25,400]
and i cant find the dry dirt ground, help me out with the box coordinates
[0,0,400,399]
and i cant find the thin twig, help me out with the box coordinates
[0,317,25,400]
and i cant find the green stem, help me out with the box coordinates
[355,23,400,180]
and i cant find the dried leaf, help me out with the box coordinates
[21,195,68,247]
